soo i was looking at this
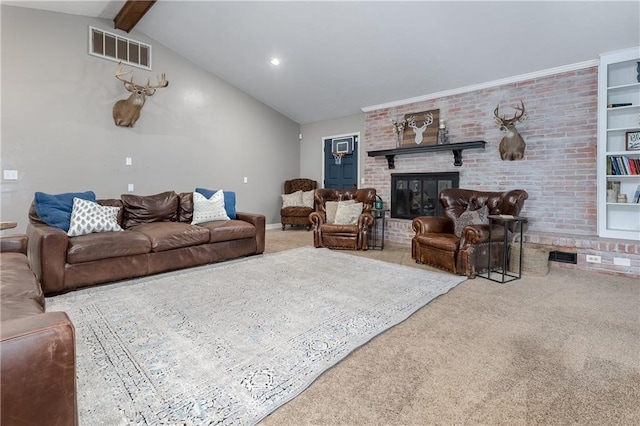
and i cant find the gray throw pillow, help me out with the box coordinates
[454,205,489,238]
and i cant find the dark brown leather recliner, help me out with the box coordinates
[280,178,317,230]
[412,188,528,277]
[310,188,376,250]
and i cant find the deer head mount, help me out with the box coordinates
[112,63,169,127]
[494,100,526,161]
[407,112,434,145]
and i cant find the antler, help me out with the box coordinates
[494,100,525,124]
[512,100,525,122]
[115,62,168,90]
[144,73,169,89]
[115,62,134,84]
[423,112,434,127]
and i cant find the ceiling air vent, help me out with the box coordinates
[89,26,151,70]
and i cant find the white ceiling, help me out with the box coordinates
[5,1,640,124]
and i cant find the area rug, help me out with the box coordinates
[47,247,466,425]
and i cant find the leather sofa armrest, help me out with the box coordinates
[26,224,68,294]
[235,212,266,254]
[412,216,453,234]
[358,212,374,228]
[0,234,28,254]
[309,211,325,227]
[460,224,508,246]
[1,312,77,425]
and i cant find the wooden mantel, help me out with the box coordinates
[367,140,486,168]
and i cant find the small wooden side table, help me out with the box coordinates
[479,215,527,284]
[0,221,17,230]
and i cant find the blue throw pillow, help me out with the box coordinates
[34,191,96,232]
[195,187,236,219]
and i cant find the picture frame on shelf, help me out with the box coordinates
[402,109,439,147]
[625,130,640,151]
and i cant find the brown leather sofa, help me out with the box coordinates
[27,190,266,294]
[412,188,528,277]
[310,188,376,250]
[1,234,77,425]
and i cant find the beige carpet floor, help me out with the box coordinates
[261,228,640,425]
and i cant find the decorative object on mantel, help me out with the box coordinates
[332,151,345,165]
[437,118,450,145]
[494,100,526,161]
[636,61,640,83]
[407,112,434,145]
[402,109,439,147]
[367,140,486,169]
[391,117,407,148]
[113,62,169,127]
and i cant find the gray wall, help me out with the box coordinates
[0,5,301,232]
[300,113,365,188]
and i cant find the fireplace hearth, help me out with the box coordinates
[391,172,459,219]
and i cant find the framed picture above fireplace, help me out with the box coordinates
[402,109,439,147]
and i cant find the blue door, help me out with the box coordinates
[324,136,358,189]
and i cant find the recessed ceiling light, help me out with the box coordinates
[270,58,280,66]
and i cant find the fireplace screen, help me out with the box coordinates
[391,172,459,219]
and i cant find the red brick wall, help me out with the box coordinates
[364,67,638,277]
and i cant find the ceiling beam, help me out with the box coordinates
[114,0,156,33]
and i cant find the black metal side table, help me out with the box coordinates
[479,215,527,284]
[369,209,388,250]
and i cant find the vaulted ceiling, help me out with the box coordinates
[5,1,640,124]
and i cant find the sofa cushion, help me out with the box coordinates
[178,192,194,223]
[129,222,210,252]
[34,191,96,232]
[280,206,313,218]
[0,253,44,310]
[195,188,236,219]
[197,219,256,243]
[0,298,45,321]
[121,191,179,228]
[68,198,123,237]
[67,230,152,264]
[414,233,460,252]
[318,223,359,234]
[191,191,230,224]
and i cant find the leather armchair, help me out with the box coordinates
[412,188,528,277]
[280,178,317,230]
[310,188,376,250]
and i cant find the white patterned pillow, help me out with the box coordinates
[325,199,354,224]
[334,202,363,225]
[192,191,230,224]
[281,190,303,208]
[301,190,315,208]
[67,197,123,237]
[454,205,489,238]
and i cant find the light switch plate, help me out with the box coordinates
[3,170,18,180]
[128,184,134,192]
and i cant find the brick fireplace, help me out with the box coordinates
[361,66,638,277]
